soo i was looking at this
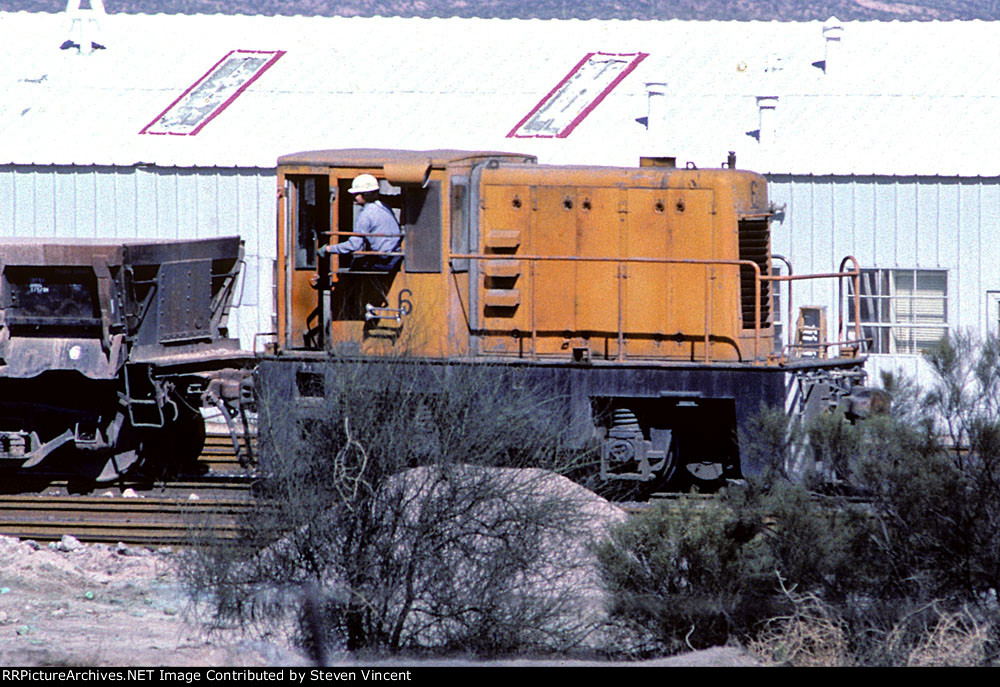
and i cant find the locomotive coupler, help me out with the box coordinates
[202,368,256,467]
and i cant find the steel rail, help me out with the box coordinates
[0,495,250,545]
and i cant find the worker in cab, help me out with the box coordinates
[318,174,402,272]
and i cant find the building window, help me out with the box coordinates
[848,269,948,355]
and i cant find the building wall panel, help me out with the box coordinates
[134,168,159,237]
[0,172,13,235]
[830,179,856,261]
[53,169,77,238]
[175,172,200,241]
[980,183,1000,335]
[153,171,180,240]
[770,174,1000,386]
[93,168,118,240]
[915,182,939,267]
[75,171,97,238]
[12,168,38,235]
[871,178,897,267]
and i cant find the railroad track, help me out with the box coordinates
[618,492,717,514]
[198,429,257,474]
[0,430,746,546]
[0,427,258,545]
[0,494,250,545]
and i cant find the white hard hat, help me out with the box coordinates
[348,174,380,195]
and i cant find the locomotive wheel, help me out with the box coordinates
[681,460,728,492]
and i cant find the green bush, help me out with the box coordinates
[598,336,1000,664]
[594,478,872,656]
[595,497,770,655]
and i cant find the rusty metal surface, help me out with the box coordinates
[157,259,213,343]
[126,343,251,368]
[0,235,245,380]
[0,234,251,480]
[0,236,241,267]
[277,149,534,168]
[0,337,121,379]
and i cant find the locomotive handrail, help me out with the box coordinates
[451,252,765,362]
[451,252,867,364]
[762,254,867,361]
[333,250,404,257]
[839,255,865,353]
[779,338,868,361]
[326,231,406,238]
[770,254,794,353]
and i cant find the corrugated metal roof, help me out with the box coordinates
[2,12,999,175]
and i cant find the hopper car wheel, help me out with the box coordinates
[94,449,141,483]
[139,403,207,480]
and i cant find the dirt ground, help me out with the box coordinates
[0,535,307,667]
[0,535,758,668]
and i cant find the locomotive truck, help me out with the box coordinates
[260,149,872,491]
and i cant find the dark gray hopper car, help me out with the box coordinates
[0,237,253,481]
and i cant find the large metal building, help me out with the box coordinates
[2,8,998,385]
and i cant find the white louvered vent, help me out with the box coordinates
[823,18,844,76]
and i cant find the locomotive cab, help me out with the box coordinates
[276,150,537,354]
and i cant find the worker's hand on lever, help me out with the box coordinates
[311,245,331,289]
[310,272,330,289]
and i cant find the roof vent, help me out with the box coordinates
[645,81,667,133]
[822,17,844,76]
[61,0,107,55]
[756,95,779,146]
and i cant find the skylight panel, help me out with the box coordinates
[507,52,648,139]
[141,49,285,136]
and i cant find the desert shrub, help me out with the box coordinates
[598,333,1000,664]
[749,581,850,667]
[736,404,804,484]
[594,497,771,655]
[900,605,991,667]
[594,477,871,656]
[182,357,609,658]
[849,335,1000,611]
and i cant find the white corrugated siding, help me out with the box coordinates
[768,174,1000,384]
[0,164,276,350]
[4,168,999,386]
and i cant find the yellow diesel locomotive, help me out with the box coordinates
[259,149,869,490]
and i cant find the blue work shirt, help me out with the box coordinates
[330,200,401,257]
